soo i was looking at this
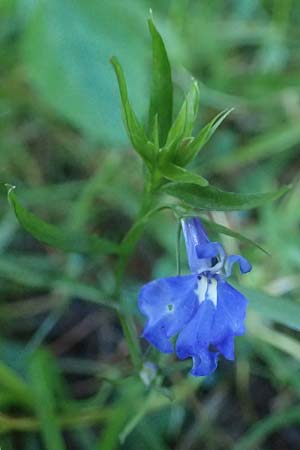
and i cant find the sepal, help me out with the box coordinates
[176,108,233,167]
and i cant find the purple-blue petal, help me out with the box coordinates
[176,299,216,359]
[212,280,248,339]
[196,242,220,259]
[225,254,252,277]
[191,350,219,376]
[181,217,210,273]
[175,279,247,373]
[214,334,235,360]
[142,320,174,353]
[138,274,198,353]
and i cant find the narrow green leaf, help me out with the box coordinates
[165,106,186,151]
[164,182,290,210]
[148,18,173,146]
[183,80,200,138]
[151,114,160,149]
[28,351,66,450]
[159,81,199,167]
[176,108,233,166]
[0,362,32,408]
[111,57,154,162]
[166,80,199,148]
[7,186,119,256]
[200,217,269,254]
[160,163,208,186]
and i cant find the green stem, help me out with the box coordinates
[114,176,157,371]
[118,312,141,371]
[176,220,182,276]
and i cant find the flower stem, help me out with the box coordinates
[118,311,141,371]
[114,176,157,371]
[176,220,182,276]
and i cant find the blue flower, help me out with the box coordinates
[138,217,252,376]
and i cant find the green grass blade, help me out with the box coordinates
[28,351,66,450]
[0,362,32,408]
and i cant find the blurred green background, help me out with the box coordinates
[1,0,300,449]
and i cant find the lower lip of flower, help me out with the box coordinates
[194,275,218,306]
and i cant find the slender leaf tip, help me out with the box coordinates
[5,183,16,204]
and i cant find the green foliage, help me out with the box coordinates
[2,1,300,449]
[164,182,290,210]
[165,81,200,150]
[201,217,269,254]
[148,18,173,146]
[175,108,233,167]
[28,351,66,450]
[7,185,119,256]
[159,163,208,186]
[110,57,155,165]
[0,361,32,409]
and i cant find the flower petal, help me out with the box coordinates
[214,334,235,360]
[196,242,226,274]
[225,254,252,277]
[176,299,216,359]
[191,350,219,376]
[181,217,210,273]
[212,280,248,340]
[196,242,220,259]
[138,275,198,353]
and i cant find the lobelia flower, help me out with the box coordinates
[138,217,252,376]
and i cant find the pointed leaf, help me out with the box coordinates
[7,186,119,256]
[160,81,199,166]
[111,57,154,163]
[176,108,233,166]
[164,182,290,211]
[148,18,173,146]
[151,114,160,149]
[182,80,200,138]
[200,217,269,254]
[160,163,208,186]
[166,80,199,148]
